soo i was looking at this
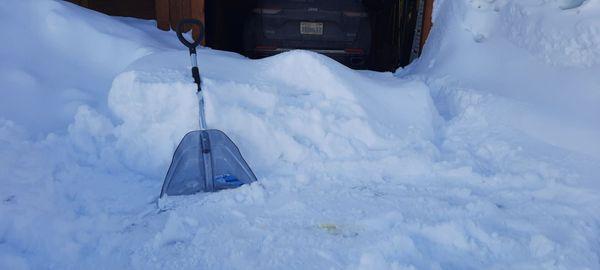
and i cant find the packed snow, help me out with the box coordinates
[1,0,599,269]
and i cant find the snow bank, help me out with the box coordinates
[410,0,600,158]
[99,49,436,176]
[0,0,178,136]
[500,0,600,67]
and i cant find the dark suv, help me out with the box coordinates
[243,0,372,69]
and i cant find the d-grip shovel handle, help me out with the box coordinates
[177,19,204,93]
[176,19,205,53]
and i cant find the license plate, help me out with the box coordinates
[300,22,323,35]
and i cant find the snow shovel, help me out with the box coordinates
[159,19,257,199]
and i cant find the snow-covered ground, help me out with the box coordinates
[1,0,599,269]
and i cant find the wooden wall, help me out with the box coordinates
[420,0,434,50]
[155,0,205,41]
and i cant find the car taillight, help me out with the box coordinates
[345,48,364,55]
[253,8,282,15]
[343,11,367,17]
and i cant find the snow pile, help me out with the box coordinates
[0,0,180,136]
[500,0,599,67]
[0,1,170,268]
[91,49,436,179]
[410,0,600,158]
[1,0,600,269]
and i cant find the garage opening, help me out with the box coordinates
[204,0,423,71]
[69,0,431,72]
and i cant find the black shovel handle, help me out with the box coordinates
[176,19,205,51]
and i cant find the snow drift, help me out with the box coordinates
[409,0,600,158]
[0,0,187,137]
[93,49,436,180]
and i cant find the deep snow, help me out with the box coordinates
[1,0,599,269]
[407,0,600,158]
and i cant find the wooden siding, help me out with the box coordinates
[420,0,434,50]
[156,0,205,41]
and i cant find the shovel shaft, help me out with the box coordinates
[198,92,207,130]
[176,19,207,130]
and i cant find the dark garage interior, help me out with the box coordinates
[204,0,422,71]
[68,0,429,71]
